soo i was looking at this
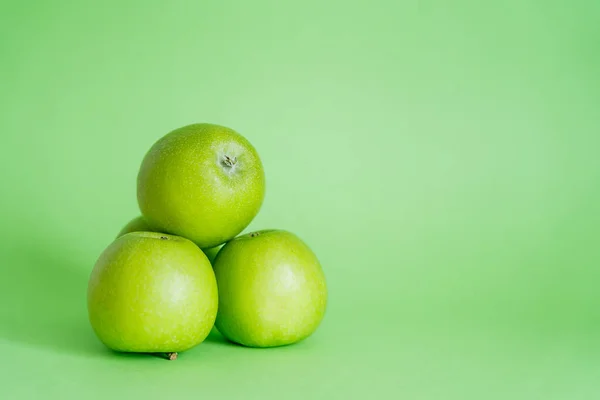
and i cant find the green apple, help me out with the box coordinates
[201,244,223,264]
[137,123,266,249]
[116,215,151,237]
[87,232,218,358]
[117,215,223,263]
[213,229,327,347]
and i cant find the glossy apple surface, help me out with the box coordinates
[117,215,222,262]
[137,123,265,248]
[213,229,327,347]
[87,232,218,354]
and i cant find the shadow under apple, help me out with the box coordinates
[204,326,234,346]
[0,239,108,358]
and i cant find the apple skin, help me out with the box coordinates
[201,244,223,264]
[87,231,218,353]
[137,123,266,249]
[116,215,151,237]
[117,215,222,263]
[213,229,327,347]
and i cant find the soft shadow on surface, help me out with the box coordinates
[0,239,108,358]
[202,327,314,351]
[204,327,236,346]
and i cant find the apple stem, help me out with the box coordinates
[159,352,178,360]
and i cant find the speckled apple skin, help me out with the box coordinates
[213,230,327,348]
[137,123,266,249]
[116,215,223,263]
[87,232,218,353]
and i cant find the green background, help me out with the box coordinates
[1,1,599,398]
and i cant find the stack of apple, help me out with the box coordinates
[87,123,327,360]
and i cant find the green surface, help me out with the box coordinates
[1,1,599,398]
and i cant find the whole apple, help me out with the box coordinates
[137,123,265,249]
[213,229,327,347]
[117,215,223,263]
[87,232,218,357]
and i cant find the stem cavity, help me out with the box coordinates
[221,155,237,168]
